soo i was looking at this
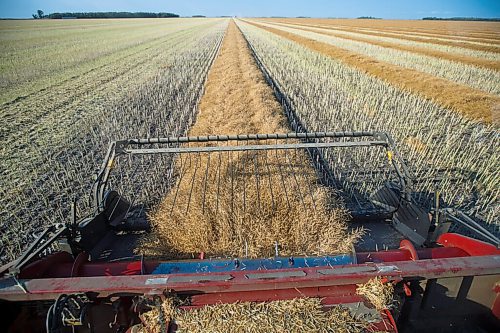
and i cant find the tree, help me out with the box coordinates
[37,9,44,19]
[32,14,38,19]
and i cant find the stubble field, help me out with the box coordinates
[0,17,498,265]
[0,18,227,262]
[241,18,499,228]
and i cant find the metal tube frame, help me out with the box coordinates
[92,131,413,213]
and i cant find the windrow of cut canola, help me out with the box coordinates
[140,21,359,259]
[344,28,500,53]
[0,19,228,264]
[266,18,500,39]
[263,19,500,54]
[266,21,500,61]
[343,26,499,42]
[253,21,500,96]
[338,27,500,47]
[264,22,500,72]
[236,20,499,228]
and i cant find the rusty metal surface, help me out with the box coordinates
[1,254,498,302]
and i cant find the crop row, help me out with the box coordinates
[237,20,498,227]
[274,18,500,40]
[0,19,212,103]
[341,27,500,54]
[317,24,500,45]
[269,22,500,62]
[255,21,500,96]
[348,27,500,46]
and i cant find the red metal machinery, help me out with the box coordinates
[1,233,498,332]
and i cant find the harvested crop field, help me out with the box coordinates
[1,15,498,267]
[1,13,498,332]
[269,21,500,54]
[268,21,499,70]
[238,18,499,229]
[139,21,360,258]
[264,18,500,40]
[0,18,228,263]
[247,20,500,119]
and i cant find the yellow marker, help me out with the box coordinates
[107,159,114,169]
[387,150,393,162]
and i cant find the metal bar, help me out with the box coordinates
[382,133,414,190]
[456,276,474,302]
[451,210,500,246]
[93,142,116,209]
[262,150,275,210]
[275,146,291,210]
[188,285,359,306]
[253,152,261,211]
[283,147,307,211]
[229,149,235,215]
[124,141,388,155]
[215,152,222,218]
[169,153,189,215]
[1,255,498,301]
[14,246,471,278]
[112,156,143,221]
[293,147,317,210]
[14,225,68,273]
[450,216,500,246]
[185,153,201,214]
[420,278,437,310]
[7,227,53,273]
[127,131,376,145]
[201,153,211,214]
[242,149,247,214]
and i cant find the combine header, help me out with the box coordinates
[1,132,499,332]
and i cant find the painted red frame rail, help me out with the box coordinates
[1,255,498,302]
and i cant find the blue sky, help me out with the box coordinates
[1,0,499,19]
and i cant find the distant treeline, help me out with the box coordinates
[357,16,381,19]
[422,17,500,22]
[34,11,179,19]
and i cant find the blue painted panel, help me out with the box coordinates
[150,255,353,274]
